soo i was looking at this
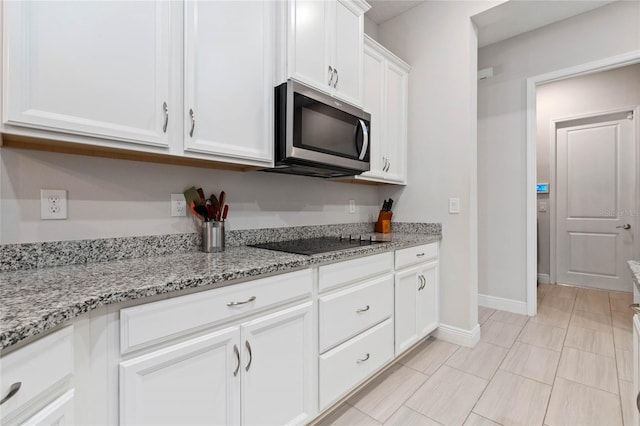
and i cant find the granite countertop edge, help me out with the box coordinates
[0,233,441,351]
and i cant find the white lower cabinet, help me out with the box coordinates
[633,313,640,425]
[120,327,240,426]
[119,301,314,426]
[394,244,439,355]
[21,390,75,426]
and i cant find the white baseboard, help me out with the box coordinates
[434,323,480,347]
[478,294,528,315]
[537,274,551,284]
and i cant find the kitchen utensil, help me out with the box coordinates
[207,204,216,220]
[190,201,204,221]
[222,205,229,221]
[184,187,204,206]
[209,194,220,210]
[219,191,226,211]
[197,188,206,203]
[194,205,209,221]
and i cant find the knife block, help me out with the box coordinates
[375,211,392,233]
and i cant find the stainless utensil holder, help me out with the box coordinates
[202,221,225,252]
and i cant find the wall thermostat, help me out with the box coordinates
[536,183,549,194]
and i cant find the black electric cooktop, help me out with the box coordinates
[249,236,391,256]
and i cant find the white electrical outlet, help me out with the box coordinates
[348,199,356,214]
[41,189,68,220]
[171,194,187,217]
[448,197,460,214]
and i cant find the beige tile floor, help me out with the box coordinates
[318,284,635,426]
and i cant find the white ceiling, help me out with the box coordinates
[366,0,425,24]
[366,0,617,47]
[472,0,617,47]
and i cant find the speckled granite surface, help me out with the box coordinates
[0,229,440,350]
[0,222,424,272]
[630,261,640,293]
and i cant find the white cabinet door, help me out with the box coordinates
[22,390,75,426]
[119,327,240,426]
[417,262,439,337]
[4,1,171,148]
[361,42,385,178]
[331,1,363,106]
[383,60,408,183]
[288,0,331,92]
[184,1,274,165]
[241,302,315,426]
[394,265,421,354]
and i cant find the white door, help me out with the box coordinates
[394,265,420,354]
[4,1,171,148]
[417,262,439,337]
[556,111,636,291]
[119,327,240,426]
[240,302,315,426]
[332,0,363,106]
[384,61,408,183]
[184,1,274,164]
[288,0,331,93]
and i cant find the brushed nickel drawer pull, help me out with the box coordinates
[0,382,21,405]
[227,296,256,307]
[629,303,640,314]
[416,253,425,257]
[357,353,370,363]
[233,344,240,377]
[356,305,370,313]
[245,340,253,372]
[162,101,169,133]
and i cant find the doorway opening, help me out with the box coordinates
[527,52,640,315]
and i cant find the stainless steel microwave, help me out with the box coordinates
[264,80,371,178]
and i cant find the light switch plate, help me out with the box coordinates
[41,189,67,220]
[348,199,356,214]
[538,201,547,212]
[449,197,460,214]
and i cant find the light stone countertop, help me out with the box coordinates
[0,232,440,351]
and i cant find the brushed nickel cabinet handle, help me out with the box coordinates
[386,159,391,172]
[333,69,339,88]
[227,296,256,307]
[617,224,631,230]
[162,101,169,133]
[416,253,425,257]
[233,344,240,377]
[357,353,370,363]
[328,66,334,86]
[189,108,196,137]
[0,382,21,405]
[636,390,640,414]
[245,340,252,372]
[356,305,370,313]
[629,303,640,314]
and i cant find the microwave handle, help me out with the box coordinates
[357,119,369,161]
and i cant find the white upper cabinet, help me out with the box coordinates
[183,1,274,166]
[4,1,172,148]
[357,36,410,185]
[284,0,369,107]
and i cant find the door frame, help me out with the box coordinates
[526,49,640,316]
[549,107,640,287]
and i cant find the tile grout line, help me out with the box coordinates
[540,286,578,425]
[610,291,626,424]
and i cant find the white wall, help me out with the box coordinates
[0,148,381,244]
[377,1,499,333]
[536,64,640,277]
[478,1,640,301]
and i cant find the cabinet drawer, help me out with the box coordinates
[319,275,393,352]
[319,318,394,410]
[319,252,393,293]
[120,269,312,353]
[395,243,438,269]
[0,327,74,421]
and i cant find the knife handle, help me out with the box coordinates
[222,205,229,221]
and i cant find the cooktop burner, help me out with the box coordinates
[249,236,391,256]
